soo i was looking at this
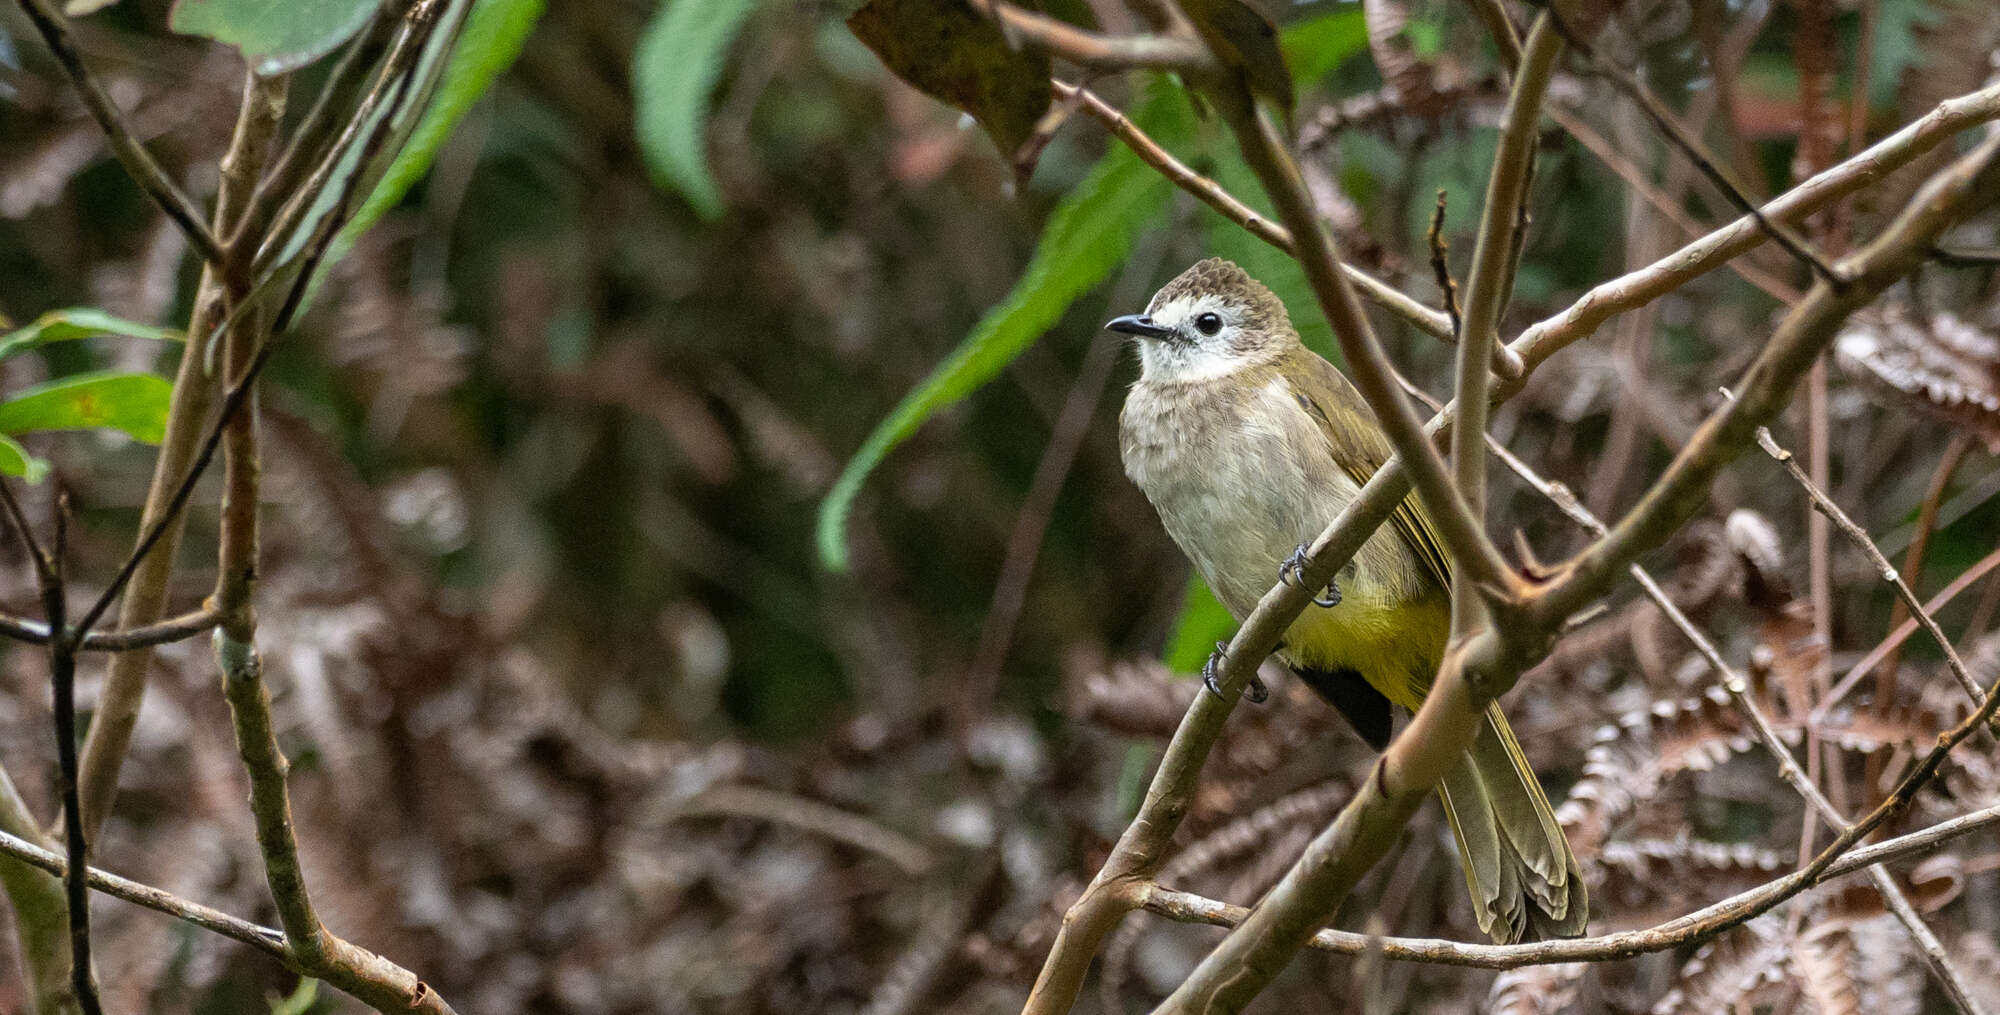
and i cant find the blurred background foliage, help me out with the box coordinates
[0,0,1998,1011]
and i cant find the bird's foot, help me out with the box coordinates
[1278,542,1311,587]
[1280,542,1341,608]
[1203,641,1267,703]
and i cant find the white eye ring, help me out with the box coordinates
[1194,311,1223,336]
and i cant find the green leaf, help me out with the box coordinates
[0,308,183,362]
[0,372,174,444]
[0,434,50,484]
[847,0,1052,161]
[815,90,1188,570]
[1163,575,1236,672]
[341,0,546,250]
[1278,6,1368,87]
[634,0,760,220]
[169,0,378,75]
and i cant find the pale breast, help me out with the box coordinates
[1121,376,1411,617]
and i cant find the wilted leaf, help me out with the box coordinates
[634,0,760,220]
[814,89,1181,570]
[848,0,1052,160]
[169,0,379,75]
[0,307,182,361]
[1836,305,2000,452]
[1652,917,1790,1015]
[1181,0,1293,110]
[0,371,173,444]
[0,433,50,483]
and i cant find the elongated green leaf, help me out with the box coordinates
[814,94,1186,570]
[345,0,546,243]
[0,433,50,484]
[634,0,760,220]
[169,0,378,75]
[0,307,183,362]
[0,371,173,444]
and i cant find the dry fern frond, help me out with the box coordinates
[1837,306,2000,453]
[1651,916,1790,1015]
[1485,962,1590,1015]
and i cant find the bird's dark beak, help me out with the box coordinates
[1106,314,1173,340]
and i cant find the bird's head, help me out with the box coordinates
[1107,257,1297,383]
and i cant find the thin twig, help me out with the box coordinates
[1753,426,1987,706]
[0,829,287,958]
[1054,80,1460,345]
[967,0,1210,75]
[1878,434,1973,700]
[1511,82,2000,374]
[12,0,224,265]
[0,481,102,1015]
[1541,5,1846,289]
[1137,800,2000,967]
[0,607,222,652]
[1546,103,1802,304]
[1426,191,1462,339]
[676,785,935,876]
[1818,544,2000,718]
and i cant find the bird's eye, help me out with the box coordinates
[1194,312,1223,336]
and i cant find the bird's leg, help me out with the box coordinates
[1279,541,1341,608]
[1203,641,1267,703]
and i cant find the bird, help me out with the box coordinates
[1111,257,1585,943]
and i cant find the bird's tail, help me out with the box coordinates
[1434,703,1588,943]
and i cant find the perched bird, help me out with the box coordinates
[1112,257,1585,943]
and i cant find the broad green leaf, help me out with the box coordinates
[815,91,1186,570]
[0,434,50,484]
[0,307,182,362]
[344,0,546,243]
[0,372,173,444]
[1163,575,1236,672]
[847,0,1052,161]
[634,0,760,220]
[169,0,378,75]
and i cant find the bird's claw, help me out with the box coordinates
[1280,542,1341,609]
[1278,542,1310,587]
[1313,577,1342,608]
[1202,641,1268,704]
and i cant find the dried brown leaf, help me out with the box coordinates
[1836,306,2000,453]
[848,0,1053,163]
[1651,916,1790,1015]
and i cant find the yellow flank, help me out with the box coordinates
[1280,581,1450,712]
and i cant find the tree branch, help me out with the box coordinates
[1512,82,2000,375]
[0,608,221,652]
[968,1,1210,75]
